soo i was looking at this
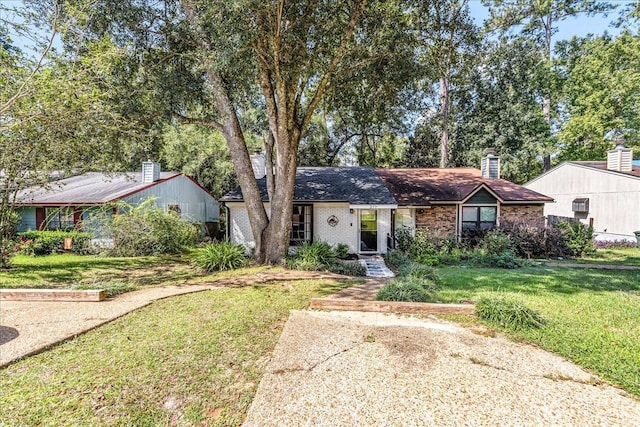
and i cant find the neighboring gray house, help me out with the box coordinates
[525,145,640,242]
[15,162,219,235]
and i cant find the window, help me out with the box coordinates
[290,205,312,246]
[462,206,497,231]
[45,207,75,231]
[168,204,181,216]
[394,208,414,232]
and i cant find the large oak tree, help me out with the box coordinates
[73,0,413,264]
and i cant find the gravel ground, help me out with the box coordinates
[245,310,640,426]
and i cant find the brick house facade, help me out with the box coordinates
[500,205,545,228]
[415,206,457,237]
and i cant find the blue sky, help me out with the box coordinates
[468,0,636,45]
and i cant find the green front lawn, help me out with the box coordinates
[0,277,350,426]
[0,254,198,289]
[437,264,640,396]
[546,247,640,267]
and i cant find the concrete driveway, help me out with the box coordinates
[245,310,640,426]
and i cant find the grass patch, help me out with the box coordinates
[73,281,138,298]
[0,277,350,426]
[475,295,545,330]
[436,264,640,396]
[546,247,640,267]
[0,254,199,290]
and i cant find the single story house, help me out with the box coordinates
[221,166,398,254]
[221,153,552,255]
[525,145,640,242]
[15,162,219,236]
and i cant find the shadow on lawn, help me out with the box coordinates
[439,265,640,297]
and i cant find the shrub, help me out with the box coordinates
[110,199,199,256]
[193,241,246,272]
[289,241,336,268]
[594,240,637,249]
[376,279,432,303]
[384,249,412,270]
[0,238,17,269]
[334,243,350,259]
[460,229,489,251]
[482,231,514,255]
[468,251,522,269]
[18,230,94,256]
[556,221,596,257]
[489,221,570,259]
[398,262,441,285]
[475,296,546,330]
[327,260,366,276]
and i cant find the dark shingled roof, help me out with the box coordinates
[569,161,640,178]
[221,167,397,205]
[16,172,181,205]
[376,168,553,206]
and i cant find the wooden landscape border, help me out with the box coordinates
[310,298,474,315]
[0,289,106,302]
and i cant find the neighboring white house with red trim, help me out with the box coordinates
[15,162,219,234]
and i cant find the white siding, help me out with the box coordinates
[228,204,255,250]
[314,204,357,253]
[124,175,219,224]
[227,202,393,254]
[525,163,640,241]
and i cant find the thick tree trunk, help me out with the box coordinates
[186,0,365,265]
[205,70,270,261]
[439,75,450,169]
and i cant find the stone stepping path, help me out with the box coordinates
[359,257,395,278]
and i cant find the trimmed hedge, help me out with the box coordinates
[19,230,93,256]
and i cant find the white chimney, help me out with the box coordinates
[481,149,500,179]
[142,161,161,183]
[607,143,633,172]
[250,153,266,179]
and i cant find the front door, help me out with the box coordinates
[359,209,377,253]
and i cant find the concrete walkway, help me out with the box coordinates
[0,284,213,366]
[359,257,395,278]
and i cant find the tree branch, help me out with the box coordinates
[0,4,59,116]
[299,0,367,136]
[172,112,223,131]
